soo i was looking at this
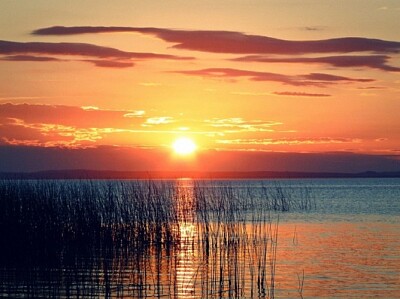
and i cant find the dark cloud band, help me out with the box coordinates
[0,40,193,67]
[234,55,400,72]
[33,26,400,54]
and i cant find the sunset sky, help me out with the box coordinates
[1,0,399,173]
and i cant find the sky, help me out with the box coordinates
[0,0,399,173]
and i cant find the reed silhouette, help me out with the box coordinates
[0,179,314,298]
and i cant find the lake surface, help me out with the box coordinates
[0,178,399,298]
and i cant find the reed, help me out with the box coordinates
[0,179,314,298]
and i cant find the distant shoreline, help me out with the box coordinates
[1,169,399,179]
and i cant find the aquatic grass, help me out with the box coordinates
[0,179,314,298]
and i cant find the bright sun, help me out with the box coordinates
[172,137,197,155]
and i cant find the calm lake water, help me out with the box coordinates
[0,178,399,298]
[252,178,400,298]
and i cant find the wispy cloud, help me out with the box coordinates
[301,26,327,31]
[357,86,386,90]
[0,40,190,60]
[0,54,136,68]
[123,111,145,117]
[273,91,331,97]
[0,55,62,62]
[33,26,400,54]
[205,118,281,133]
[233,55,400,72]
[0,103,145,129]
[301,73,373,83]
[0,40,193,68]
[0,117,103,147]
[217,137,362,145]
[80,59,134,68]
[0,104,183,147]
[0,103,291,147]
[171,67,374,86]
[144,117,175,125]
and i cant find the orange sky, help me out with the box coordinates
[0,1,399,172]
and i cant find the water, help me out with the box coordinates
[189,178,400,298]
[0,178,399,298]
[204,178,400,218]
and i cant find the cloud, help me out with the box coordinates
[205,118,281,132]
[0,103,145,129]
[216,137,361,145]
[171,67,374,86]
[0,40,191,60]
[0,54,135,68]
[171,67,296,85]
[144,117,175,125]
[0,40,193,68]
[81,59,134,68]
[33,26,400,54]
[273,91,331,97]
[0,55,62,62]
[123,111,145,117]
[301,73,373,83]
[357,86,386,90]
[0,103,150,147]
[32,26,142,36]
[0,104,204,147]
[0,117,102,147]
[0,103,287,145]
[233,55,400,72]
[302,26,326,31]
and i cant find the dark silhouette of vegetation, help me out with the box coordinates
[0,179,314,298]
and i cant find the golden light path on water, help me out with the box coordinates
[175,178,197,298]
[170,179,400,299]
[172,178,279,299]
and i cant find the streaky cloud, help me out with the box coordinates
[81,59,134,68]
[0,40,192,60]
[233,55,400,72]
[0,55,134,68]
[216,137,360,145]
[0,103,145,129]
[357,86,386,90]
[204,117,281,133]
[32,26,143,35]
[0,55,62,62]
[171,67,374,86]
[302,73,374,83]
[302,26,326,31]
[0,103,149,147]
[33,26,400,54]
[273,91,331,97]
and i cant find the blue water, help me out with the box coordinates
[192,178,400,221]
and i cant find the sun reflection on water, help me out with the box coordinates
[175,178,197,298]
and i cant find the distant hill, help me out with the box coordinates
[0,169,400,179]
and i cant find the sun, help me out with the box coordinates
[172,137,197,155]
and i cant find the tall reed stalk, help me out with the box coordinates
[0,179,314,298]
